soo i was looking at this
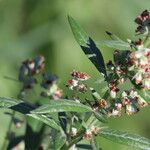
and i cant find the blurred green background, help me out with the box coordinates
[0,0,150,149]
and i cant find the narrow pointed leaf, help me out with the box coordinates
[28,114,60,130]
[68,16,107,77]
[93,110,108,123]
[31,100,92,114]
[0,97,60,129]
[54,131,66,150]
[100,128,150,150]
[0,97,20,108]
[105,31,123,41]
[96,40,131,50]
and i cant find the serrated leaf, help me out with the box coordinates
[31,100,92,114]
[100,128,150,150]
[28,114,60,130]
[97,40,131,50]
[68,16,107,78]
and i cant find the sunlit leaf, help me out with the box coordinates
[28,114,60,130]
[0,97,60,130]
[68,16,107,78]
[31,100,92,114]
[53,131,66,150]
[96,40,131,50]
[93,110,108,123]
[100,128,150,150]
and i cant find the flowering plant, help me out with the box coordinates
[1,10,150,150]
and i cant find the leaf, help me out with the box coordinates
[138,90,150,103]
[7,136,24,150]
[93,110,108,123]
[105,31,123,41]
[100,128,150,150]
[24,124,45,150]
[96,40,131,50]
[28,114,60,130]
[91,137,102,150]
[31,100,92,114]
[76,144,92,149]
[0,97,60,130]
[68,16,107,78]
[0,97,20,108]
[90,88,101,100]
[54,131,66,150]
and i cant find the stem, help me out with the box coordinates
[2,111,15,150]
[144,27,150,47]
[60,128,85,150]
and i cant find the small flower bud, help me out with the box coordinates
[125,104,139,115]
[71,70,90,81]
[67,79,78,90]
[70,127,77,137]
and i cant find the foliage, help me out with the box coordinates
[1,10,150,150]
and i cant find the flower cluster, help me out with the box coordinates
[128,49,150,90]
[121,90,148,114]
[41,73,63,100]
[18,55,45,97]
[18,56,62,99]
[83,126,99,140]
[67,70,90,92]
[135,10,150,34]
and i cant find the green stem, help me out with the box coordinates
[60,128,85,150]
[144,27,150,47]
[2,111,15,150]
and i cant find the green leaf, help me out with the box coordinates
[100,128,150,150]
[68,16,107,78]
[91,137,102,150]
[138,90,150,103]
[0,97,20,108]
[31,100,92,114]
[96,40,131,50]
[105,31,123,41]
[28,114,60,130]
[90,88,101,100]
[0,97,60,130]
[54,131,66,150]
[93,110,108,123]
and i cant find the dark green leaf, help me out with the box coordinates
[68,16,107,78]
[100,128,150,150]
[76,144,92,149]
[7,136,24,150]
[31,100,92,114]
